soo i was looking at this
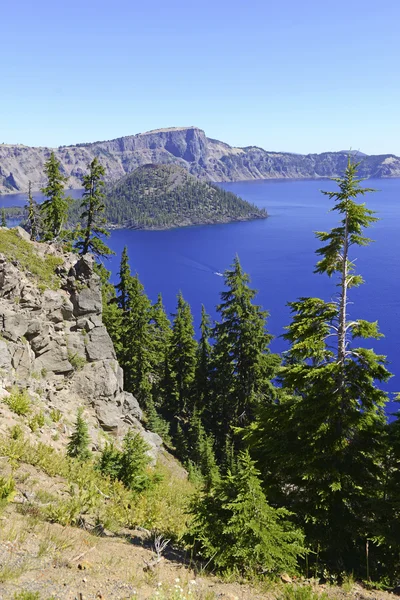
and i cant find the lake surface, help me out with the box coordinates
[1,178,399,409]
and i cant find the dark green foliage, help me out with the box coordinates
[186,409,220,490]
[25,180,40,240]
[40,151,72,241]
[247,160,391,575]
[97,442,122,480]
[186,451,304,575]
[93,164,399,581]
[211,256,279,452]
[76,157,113,257]
[94,262,122,348]
[1,208,6,228]
[98,430,151,492]
[67,409,91,461]
[102,164,267,229]
[119,430,151,492]
[145,396,171,443]
[116,246,131,312]
[376,398,400,579]
[150,293,172,408]
[194,305,213,413]
[163,292,197,426]
[121,273,154,405]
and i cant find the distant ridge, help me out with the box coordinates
[0,127,399,194]
[338,150,368,157]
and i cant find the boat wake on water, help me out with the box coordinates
[178,255,224,278]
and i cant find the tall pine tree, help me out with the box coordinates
[164,292,197,427]
[248,159,391,574]
[76,157,113,257]
[121,273,155,407]
[211,256,279,453]
[40,152,72,241]
[116,246,131,312]
[26,180,40,240]
[194,305,213,414]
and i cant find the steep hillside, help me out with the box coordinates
[102,163,267,229]
[1,126,400,193]
[0,227,162,456]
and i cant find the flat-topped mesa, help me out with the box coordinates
[94,126,210,165]
[0,228,162,458]
[1,126,400,193]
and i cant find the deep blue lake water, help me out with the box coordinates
[1,178,399,409]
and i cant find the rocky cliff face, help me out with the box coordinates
[0,227,161,457]
[1,127,400,194]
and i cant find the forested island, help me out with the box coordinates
[3,163,267,231]
[101,163,266,229]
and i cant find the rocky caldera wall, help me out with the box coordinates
[0,228,161,457]
[1,126,400,193]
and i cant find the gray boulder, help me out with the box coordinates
[0,311,29,342]
[73,285,102,316]
[0,340,12,371]
[94,402,122,434]
[85,326,116,362]
[34,343,73,374]
[116,391,143,420]
[73,359,123,400]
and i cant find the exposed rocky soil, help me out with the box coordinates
[1,127,400,194]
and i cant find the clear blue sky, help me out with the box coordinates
[2,0,399,154]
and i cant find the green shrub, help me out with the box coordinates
[67,352,86,371]
[98,442,123,480]
[29,411,45,432]
[98,431,152,492]
[186,451,304,576]
[0,228,63,290]
[0,431,194,540]
[9,424,23,440]
[119,430,151,492]
[50,408,62,422]
[67,408,91,460]
[278,585,329,600]
[4,388,31,416]
[0,475,16,502]
[13,590,40,600]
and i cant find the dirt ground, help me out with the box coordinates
[0,464,398,600]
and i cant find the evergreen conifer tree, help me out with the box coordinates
[1,208,6,228]
[150,293,172,404]
[67,409,91,460]
[164,292,197,423]
[194,305,213,413]
[211,256,279,452]
[40,152,72,241]
[249,159,391,574]
[25,181,40,240]
[76,157,113,257]
[94,262,123,353]
[186,450,304,575]
[119,430,151,492]
[116,246,131,312]
[121,273,154,406]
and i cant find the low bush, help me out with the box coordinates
[4,388,31,416]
